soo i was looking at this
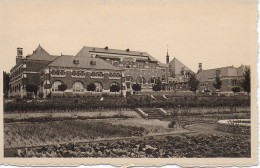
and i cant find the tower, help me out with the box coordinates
[166,46,169,64]
[16,47,23,63]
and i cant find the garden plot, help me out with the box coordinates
[4,120,145,149]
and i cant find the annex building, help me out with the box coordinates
[196,64,250,92]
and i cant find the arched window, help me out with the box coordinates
[73,81,84,92]
[136,77,146,85]
[52,81,62,92]
[94,82,103,92]
[110,82,120,87]
[125,76,133,82]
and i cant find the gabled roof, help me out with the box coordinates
[169,57,193,75]
[47,55,120,70]
[197,66,239,82]
[26,45,59,61]
[75,46,160,62]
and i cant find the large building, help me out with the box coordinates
[9,45,179,98]
[196,64,250,92]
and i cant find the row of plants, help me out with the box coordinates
[13,134,250,158]
[4,96,250,112]
[5,120,145,149]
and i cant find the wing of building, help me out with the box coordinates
[197,65,250,92]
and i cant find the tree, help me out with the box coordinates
[231,86,241,95]
[3,71,10,98]
[241,68,250,94]
[132,83,141,93]
[87,83,96,95]
[152,78,162,93]
[187,73,200,95]
[25,85,38,96]
[213,76,222,91]
[110,84,120,96]
[58,83,67,96]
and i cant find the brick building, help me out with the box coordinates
[9,45,58,97]
[196,64,250,92]
[9,45,173,98]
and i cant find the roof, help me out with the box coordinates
[47,55,120,70]
[169,57,193,75]
[75,46,160,62]
[197,66,239,82]
[26,45,59,61]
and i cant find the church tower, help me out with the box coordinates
[166,47,169,64]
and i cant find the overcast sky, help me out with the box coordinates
[0,0,257,72]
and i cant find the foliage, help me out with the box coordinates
[132,83,141,92]
[87,83,96,92]
[168,121,176,128]
[152,78,162,92]
[13,134,250,158]
[25,85,38,95]
[241,68,250,93]
[58,84,67,92]
[38,92,44,99]
[231,87,241,94]
[213,77,222,90]
[110,84,120,93]
[187,73,200,93]
[3,71,10,98]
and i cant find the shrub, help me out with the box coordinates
[38,92,44,99]
[168,121,176,128]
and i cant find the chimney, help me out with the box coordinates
[16,47,23,63]
[198,63,202,73]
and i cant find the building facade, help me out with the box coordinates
[196,64,250,92]
[9,45,173,98]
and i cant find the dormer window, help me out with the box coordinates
[126,48,130,52]
[104,46,108,50]
[90,60,96,65]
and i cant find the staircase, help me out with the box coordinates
[135,108,168,119]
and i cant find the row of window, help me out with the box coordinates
[50,70,121,78]
[52,81,119,93]
[10,84,21,93]
[111,61,158,70]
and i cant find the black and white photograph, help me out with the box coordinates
[0,0,258,166]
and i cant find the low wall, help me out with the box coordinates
[217,119,250,134]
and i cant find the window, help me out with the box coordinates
[138,62,144,69]
[94,82,103,92]
[137,77,146,84]
[52,81,62,92]
[110,82,120,87]
[150,78,156,84]
[125,76,133,82]
[113,61,119,66]
[73,81,84,92]
[231,79,237,86]
[91,71,104,78]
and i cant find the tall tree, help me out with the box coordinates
[187,73,200,95]
[213,76,222,91]
[241,68,250,94]
[3,71,10,98]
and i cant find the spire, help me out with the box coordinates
[166,44,169,64]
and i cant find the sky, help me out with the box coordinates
[0,0,258,72]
